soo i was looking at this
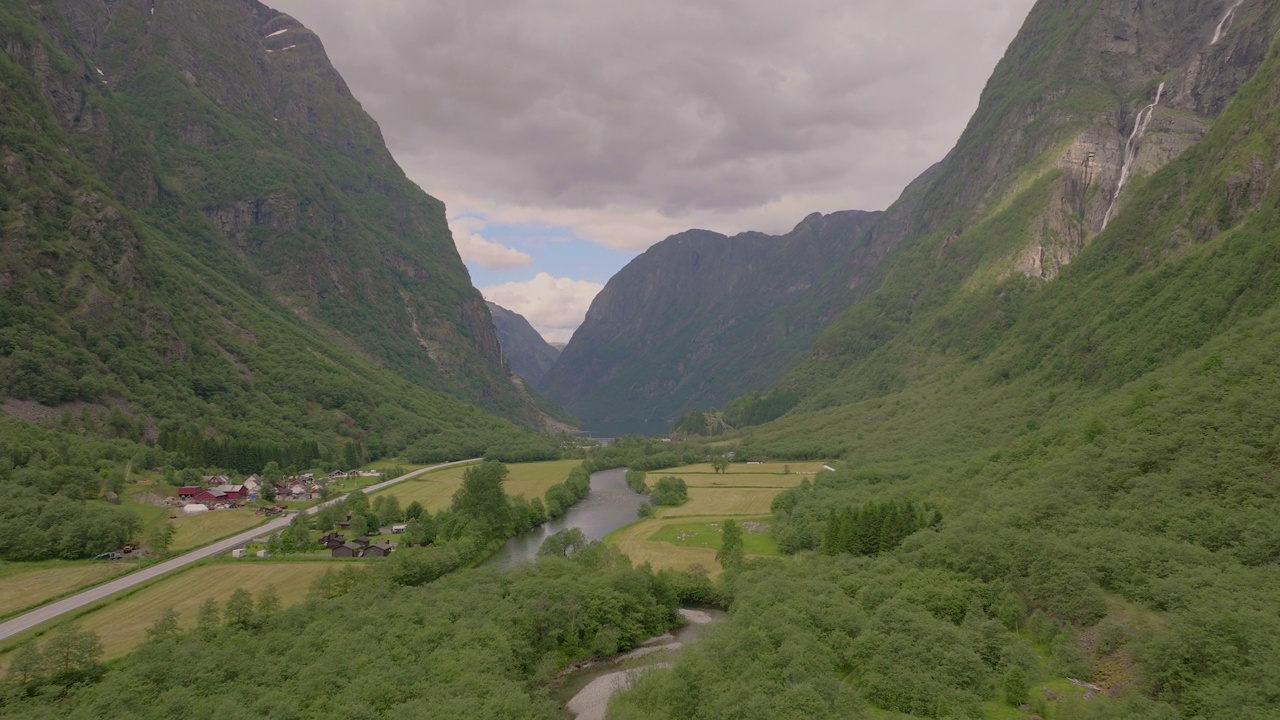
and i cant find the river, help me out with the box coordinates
[486,467,647,568]
[558,607,726,720]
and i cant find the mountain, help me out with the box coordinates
[486,302,560,386]
[0,0,541,458]
[615,2,1280,718]
[541,209,883,435]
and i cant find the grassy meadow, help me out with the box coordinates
[369,459,580,511]
[168,509,269,553]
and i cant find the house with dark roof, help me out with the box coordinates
[331,542,364,558]
[364,541,394,558]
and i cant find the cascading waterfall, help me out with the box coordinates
[1212,0,1247,45]
[1102,82,1165,231]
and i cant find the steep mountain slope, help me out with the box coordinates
[486,301,560,386]
[0,0,539,456]
[541,209,882,435]
[611,5,1280,718]
[762,0,1280,419]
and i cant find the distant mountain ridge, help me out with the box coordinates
[541,209,883,435]
[486,302,560,386]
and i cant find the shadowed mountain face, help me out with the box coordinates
[541,210,883,435]
[487,302,560,386]
[0,0,542,450]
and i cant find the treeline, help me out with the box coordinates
[403,429,563,464]
[1,553,691,717]
[722,388,799,428]
[1,487,140,561]
[626,470,689,517]
[583,436,705,473]
[819,499,940,557]
[157,431,322,474]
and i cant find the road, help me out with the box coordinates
[0,458,479,645]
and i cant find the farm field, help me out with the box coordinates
[605,462,826,572]
[35,562,332,661]
[661,461,828,477]
[648,520,780,556]
[370,459,580,511]
[0,562,133,619]
[606,517,779,575]
[664,486,786,516]
[169,509,269,553]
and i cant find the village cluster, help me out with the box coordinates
[165,469,380,514]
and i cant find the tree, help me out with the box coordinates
[196,597,221,636]
[1004,665,1029,707]
[716,520,745,569]
[225,588,254,629]
[376,494,404,526]
[343,440,363,469]
[538,527,587,557]
[149,522,177,553]
[146,607,181,642]
[255,585,281,627]
[651,476,689,506]
[450,461,512,539]
[41,626,103,678]
[711,457,729,473]
[405,500,425,521]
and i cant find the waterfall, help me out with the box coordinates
[1102,82,1165,231]
[1212,0,1247,45]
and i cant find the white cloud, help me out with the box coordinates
[481,273,604,343]
[450,217,534,269]
[275,0,1036,253]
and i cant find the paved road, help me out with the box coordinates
[0,458,480,644]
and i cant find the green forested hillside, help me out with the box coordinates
[0,0,551,560]
[0,0,541,451]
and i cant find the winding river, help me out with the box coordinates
[487,467,647,568]
[486,467,725,719]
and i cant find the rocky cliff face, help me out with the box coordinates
[896,0,1280,283]
[0,0,535,425]
[541,210,882,435]
[486,302,560,386]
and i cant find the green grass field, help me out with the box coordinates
[169,509,269,552]
[0,562,134,619]
[369,459,580,511]
[607,516,782,575]
[664,487,786,516]
[647,520,780,556]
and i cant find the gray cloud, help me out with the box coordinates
[273,0,1035,231]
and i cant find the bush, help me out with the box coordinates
[650,476,688,507]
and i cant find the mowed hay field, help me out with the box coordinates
[0,562,132,619]
[606,462,826,573]
[370,459,581,511]
[169,509,268,553]
[607,517,779,575]
[42,562,331,661]
[662,462,828,486]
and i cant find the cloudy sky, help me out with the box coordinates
[274,0,1037,342]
